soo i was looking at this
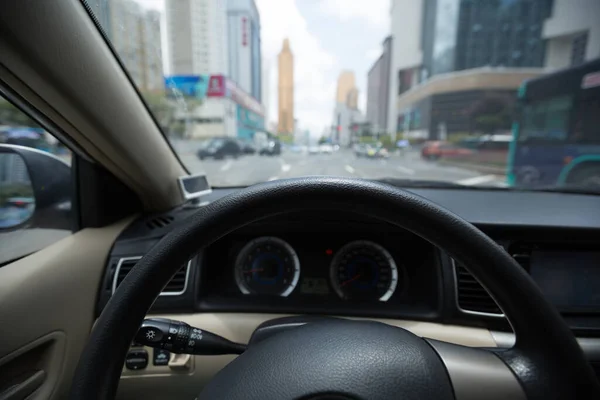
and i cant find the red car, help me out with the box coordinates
[421,141,473,160]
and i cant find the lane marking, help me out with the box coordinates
[455,174,499,186]
[268,176,279,181]
[396,166,415,175]
[220,160,232,172]
[277,157,291,172]
[344,165,355,174]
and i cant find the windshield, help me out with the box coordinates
[85,0,600,191]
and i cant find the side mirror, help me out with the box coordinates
[0,144,71,232]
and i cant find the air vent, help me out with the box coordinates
[112,257,190,296]
[507,242,533,272]
[454,262,503,316]
[146,215,174,230]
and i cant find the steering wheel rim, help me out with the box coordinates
[70,177,598,399]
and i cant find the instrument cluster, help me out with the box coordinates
[234,236,405,302]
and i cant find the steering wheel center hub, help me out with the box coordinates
[198,320,455,400]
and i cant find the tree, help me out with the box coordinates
[318,135,329,144]
[0,99,40,127]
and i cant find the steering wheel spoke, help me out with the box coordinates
[425,338,526,400]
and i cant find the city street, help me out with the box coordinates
[178,148,507,188]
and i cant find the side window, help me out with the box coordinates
[0,97,73,265]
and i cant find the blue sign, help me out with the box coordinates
[236,105,265,139]
[164,75,209,99]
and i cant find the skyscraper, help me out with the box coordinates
[227,0,262,101]
[87,0,164,91]
[336,71,357,105]
[346,88,359,110]
[367,36,393,133]
[419,0,552,78]
[166,0,228,75]
[278,38,294,134]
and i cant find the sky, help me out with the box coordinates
[137,0,390,135]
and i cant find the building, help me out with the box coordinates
[335,71,358,106]
[139,10,164,91]
[418,0,552,78]
[261,58,271,129]
[87,0,164,91]
[165,0,267,139]
[542,0,600,69]
[366,36,393,133]
[278,38,294,134]
[388,0,424,134]
[227,0,261,101]
[388,0,554,138]
[396,67,543,140]
[166,0,228,76]
[165,74,264,139]
[333,102,364,147]
[346,88,359,110]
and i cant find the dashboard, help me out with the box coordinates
[97,186,600,392]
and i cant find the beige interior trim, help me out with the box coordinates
[0,216,135,400]
[0,0,186,210]
[116,312,496,399]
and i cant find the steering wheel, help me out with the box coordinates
[70,177,598,400]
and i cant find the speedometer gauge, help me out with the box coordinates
[234,236,300,297]
[330,240,399,302]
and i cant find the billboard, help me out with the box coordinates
[164,75,209,99]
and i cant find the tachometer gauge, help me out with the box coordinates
[234,236,300,297]
[330,240,399,301]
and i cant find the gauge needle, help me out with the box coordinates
[244,268,264,274]
[341,274,360,287]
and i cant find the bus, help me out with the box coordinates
[507,58,600,188]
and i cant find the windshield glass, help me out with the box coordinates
[85,0,600,191]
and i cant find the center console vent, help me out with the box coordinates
[454,262,504,317]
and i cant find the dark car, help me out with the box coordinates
[237,139,257,155]
[259,139,281,156]
[197,137,242,160]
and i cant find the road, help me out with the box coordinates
[178,148,507,188]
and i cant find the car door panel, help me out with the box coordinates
[0,216,134,400]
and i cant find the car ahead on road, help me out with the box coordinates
[421,141,473,160]
[354,143,367,157]
[365,144,389,159]
[197,137,242,160]
[236,139,256,155]
[258,139,281,156]
[308,145,320,155]
[319,143,333,154]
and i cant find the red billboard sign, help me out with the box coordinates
[207,75,226,97]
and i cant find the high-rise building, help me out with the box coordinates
[367,36,393,133]
[227,0,261,101]
[278,38,294,134]
[388,0,424,134]
[420,0,552,78]
[166,0,228,75]
[346,88,359,110]
[336,71,357,106]
[542,0,600,69]
[261,58,271,127]
[87,0,164,91]
[139,10,164,91]
[388,0,553,138]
